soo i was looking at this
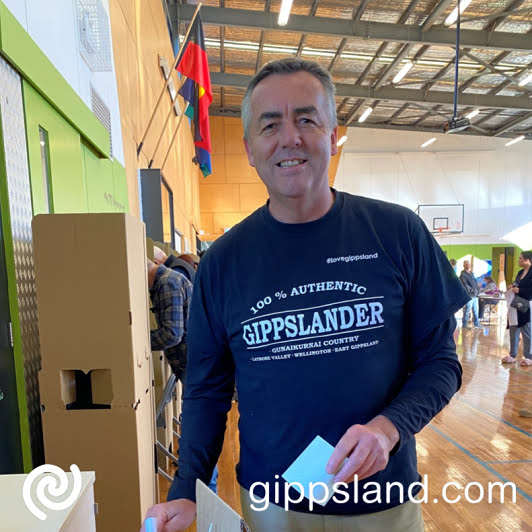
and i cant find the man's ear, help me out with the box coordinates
[244,138,255,167]
[330,127,338,156]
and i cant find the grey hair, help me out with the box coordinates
[241,58,337,139]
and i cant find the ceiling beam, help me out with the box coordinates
[174,5,532,52]
[254,0,272,73]
[328,0,372,72]
[485,0,527,35]
[295,0,320,58]
[419,0,453,29]
[344,100,365,125]
[492,112,532,136]
[460,49,523,87]
[210,71,532,110]
[387,103,411,123]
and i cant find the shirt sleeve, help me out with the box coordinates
[379,214,469,452]
[167,256,234,502]
[150,274,189,352]
[380,316,461,453]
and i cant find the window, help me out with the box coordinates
[39,127,53,213]
[161,178,174,247]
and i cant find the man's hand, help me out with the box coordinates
[512,287,520,294]
[326,415,399,484]
[140,499,196,532]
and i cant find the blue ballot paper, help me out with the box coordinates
[144,517,157,532]
[281,435,343,506]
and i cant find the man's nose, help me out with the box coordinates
[279,121,302,149]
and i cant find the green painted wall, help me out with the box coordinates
[0,2,109,158]
[24,81,86,214]
[23,82,128,215]
[440,243,523,283]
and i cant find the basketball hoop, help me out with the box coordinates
[437,227,450,234]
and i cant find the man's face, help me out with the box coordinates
[244,71,338,204]
[464,261,471,271]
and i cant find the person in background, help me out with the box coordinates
[478,275,500,321]
[147,259,192,383]
[149,252,219,492]
[460,260,482,330]
[154,247,199,281]
[501,251,532,366]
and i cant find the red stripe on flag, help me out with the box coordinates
[177,43,212,103]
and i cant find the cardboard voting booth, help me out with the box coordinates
[33,213,157,532]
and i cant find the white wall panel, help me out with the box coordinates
[3,0,124,165]
[3,0,27,28]
[26,0,80,94]
[335,128,532,245]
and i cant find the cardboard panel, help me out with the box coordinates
[41,392,155,532]
[33,213,151,404]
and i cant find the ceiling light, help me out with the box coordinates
[278,0,294,26]
[337,135,348,146]
[505,135,525,147]
[518,72,532,87]
[392,61,414,84]
[466,108,480,119]
[358,107,374,123]
[421,137,437,148]
[445,0,473,26]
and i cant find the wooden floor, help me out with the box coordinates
[159,315,532,532]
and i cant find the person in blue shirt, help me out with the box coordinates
[141,58,468,532]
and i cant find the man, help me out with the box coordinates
[150,252,219,493]
[147,259,192,380]
[142,58,468,532]
[459,260,481,329]
[153,247,198,284]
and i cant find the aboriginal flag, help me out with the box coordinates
[177,15,212,177]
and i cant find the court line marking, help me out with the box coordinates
[428,424,532,503]
[456,396,532,438]
[484,460,532,464]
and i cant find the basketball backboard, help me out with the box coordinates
[415,204,464,234]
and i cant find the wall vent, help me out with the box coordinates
[91,86,113,158]
[75,0,113,72]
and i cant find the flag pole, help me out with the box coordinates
[148,75,188,169]
[160,106,188,173]
[137,2,202,159]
